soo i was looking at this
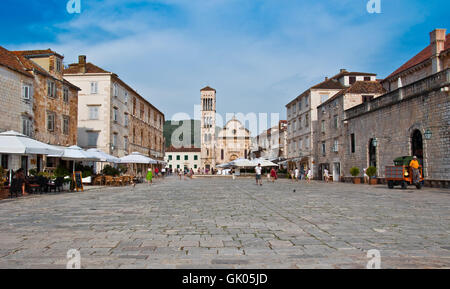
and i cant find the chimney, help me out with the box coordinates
[325,77,329,81]
[340,69,347,73]
[79,55,86,73]
[430,28,446,74]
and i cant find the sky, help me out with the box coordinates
[1,0,449,126]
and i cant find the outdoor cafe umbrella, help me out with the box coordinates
[228,158,254,168]
[0,130,63,185]
[251,158,278,167]
[86,149,120,163]
[119,152,157,164]
[48,145,100,172]
[119,152,157,176]
[0,131,62,155]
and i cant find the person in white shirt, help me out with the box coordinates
[294,167,299,182]
[323,168,329,183]
[255,164,262,186]
[306,168,312,184]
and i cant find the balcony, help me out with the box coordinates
[345,68,449,120]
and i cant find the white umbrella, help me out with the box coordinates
[229,158,254,168]
[217,162,231,168]
[49,145,99,161]
[0,131,62,155]
[119,152,157,164]
[48,145,100,172]
[251,158,278,167]
[86,149,120,163]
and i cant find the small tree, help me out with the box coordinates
[366,166,377,178]
[350,167,360,177]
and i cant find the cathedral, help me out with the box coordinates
[200,86,251,170]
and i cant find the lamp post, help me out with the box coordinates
[424,129,432,140]
[372,138,378,147]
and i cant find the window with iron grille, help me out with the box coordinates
[63,87,69,103]
[62,115,69,135]
[47,111,55,131]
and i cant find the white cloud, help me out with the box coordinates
[11,0,425,122]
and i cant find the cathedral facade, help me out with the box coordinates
[200,86,251,170]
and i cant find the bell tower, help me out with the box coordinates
[200,86,216,170]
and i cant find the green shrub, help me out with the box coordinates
[54,166,70,178]
[350,167,360,177]
[118,165,128,175]
[366,166,377,178]
[102,165,120,176]
[82,170,92,178]
[29,168,38,176]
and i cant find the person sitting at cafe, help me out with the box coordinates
[14,168,27,196]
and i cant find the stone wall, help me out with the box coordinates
[33,73,78,146]
[343,72,449,180]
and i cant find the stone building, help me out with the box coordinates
[315,81,385,181]
[215,117,251,164]
[13,50,80,148]
[0,46,35,171]
[200,86,217,169]
[342,29,449,183]
[250,120,287,161]
[165,146,201,171]
[285,70,377,176]
[64,56,165,162]
[197,86,251,170]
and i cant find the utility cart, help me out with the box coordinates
[385,156,424,189]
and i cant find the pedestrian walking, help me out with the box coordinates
[255,163,263,186]
[306,167,312,184]
[299,166,305,180]
[323,168,330,183]
[363,167,369,184]
[154,167,159,178]
[409,156,420,184]
[294,167,299,182]
[270,167,277,183]
[146,168,153,185]
[161,167,166,178]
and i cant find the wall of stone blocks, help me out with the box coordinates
[343,89,449,180]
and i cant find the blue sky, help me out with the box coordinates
[1,0,449,124]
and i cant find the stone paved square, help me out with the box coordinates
[0,177,449,269]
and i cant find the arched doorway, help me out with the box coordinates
[230,154,238,161]
[411,130,423,164]
[368,138,376,167]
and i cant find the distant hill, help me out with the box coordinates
[164,119,221,148]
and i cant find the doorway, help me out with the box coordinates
[368,138,376,167]
[333,162,340,182]
[411,130,423,164]
[21,156,28,175]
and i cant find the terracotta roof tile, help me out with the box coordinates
[200,86,216,92]
[386,33,449,79]
[13,49,63,58]
[64,62,111,74]
[318,81,385,107]
[0,46,33,77]
[166,146,201,153]
[311,78,346,90]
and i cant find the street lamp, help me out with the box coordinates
[372,138,378,147]
[424,129,432,140]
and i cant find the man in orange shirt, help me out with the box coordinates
[409,156,420,184]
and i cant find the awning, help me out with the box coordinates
[0,131,62,156]
[119,152,157,164]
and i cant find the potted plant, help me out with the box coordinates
[350,167,361,184]
[366,166,377,185]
